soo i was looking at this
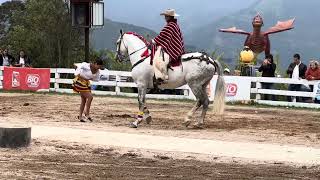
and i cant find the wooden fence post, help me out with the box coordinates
[115,74,121,95]
[256,81,261,100]
[54,69,60,91]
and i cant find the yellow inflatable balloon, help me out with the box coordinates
[240,46,254,63]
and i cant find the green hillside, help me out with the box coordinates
[91,19,158,51]
[185,0,320,68]
[91,19,198,52]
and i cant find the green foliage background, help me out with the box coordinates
[0,0,83,68]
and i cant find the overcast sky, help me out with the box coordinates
[0,0,257,31]
[104,0,257,31]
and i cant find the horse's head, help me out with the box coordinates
[115,29,128,63]
[116,30,149,65]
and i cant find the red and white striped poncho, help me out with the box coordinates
[154,19,185,67]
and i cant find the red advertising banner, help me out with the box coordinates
[3,67,50,91]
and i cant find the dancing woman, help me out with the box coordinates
[73,58,103,122]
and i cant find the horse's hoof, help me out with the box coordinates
[193,123,204,129]
[129,122,138,128]
[182,120,191,127]
[145,115,152,124]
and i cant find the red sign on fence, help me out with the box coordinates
[226,83,238,96]
[3,67,50,91]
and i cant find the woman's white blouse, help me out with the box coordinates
[74,62,100,81]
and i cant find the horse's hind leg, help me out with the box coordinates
[183,100,201,127]
[188,81,210,128]
[185,82,206,127]
[195,81,210,128]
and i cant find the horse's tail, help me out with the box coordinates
[211,59,226,115]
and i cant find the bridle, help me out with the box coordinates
[115,33,129,63]
[116,33,148,62]
[116,32,150,70]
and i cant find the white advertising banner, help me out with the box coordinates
[208,76,251,102]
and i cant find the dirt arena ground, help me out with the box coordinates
[0,92,320,179]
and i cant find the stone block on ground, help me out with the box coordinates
[0,126,31,148]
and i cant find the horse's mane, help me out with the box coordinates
[125,32,150,46]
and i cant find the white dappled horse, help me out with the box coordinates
[116,30,226,128]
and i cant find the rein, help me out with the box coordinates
[129,46,147,56]
[116,33,150,70]
[131,54,150,70]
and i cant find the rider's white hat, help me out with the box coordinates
[160,9,180,17]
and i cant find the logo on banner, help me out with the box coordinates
[26,74,40,88]
[226,83,238,96]
[12,71,20,88]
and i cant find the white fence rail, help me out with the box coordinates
[0,66,193,100]
[50,68,194,100]
[249,77,320,108]
[1,66,320,109]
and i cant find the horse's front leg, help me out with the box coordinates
[130,86,151,128]
[141,88,152,124]
[138,87,152,124]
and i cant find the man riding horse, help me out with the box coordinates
[151,9,185,82]
[115,9,226,128]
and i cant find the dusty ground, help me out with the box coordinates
[1,93,320,147]
[1,92,320,179]
[0,140,319,179]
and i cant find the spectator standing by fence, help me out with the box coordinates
[305,60,320,81]
[0,48,15,66]
[14,50,32,67]
[286,53,308,102]
[304,60,320,103]
[258,54,276,101]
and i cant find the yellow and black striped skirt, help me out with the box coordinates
[72,76,91,93]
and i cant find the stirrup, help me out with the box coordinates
[156,78,169,85]
[156,78,164,83]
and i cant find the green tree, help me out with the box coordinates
[91,49,131,71]
[2,0,83,68]
[0,1,25,42]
